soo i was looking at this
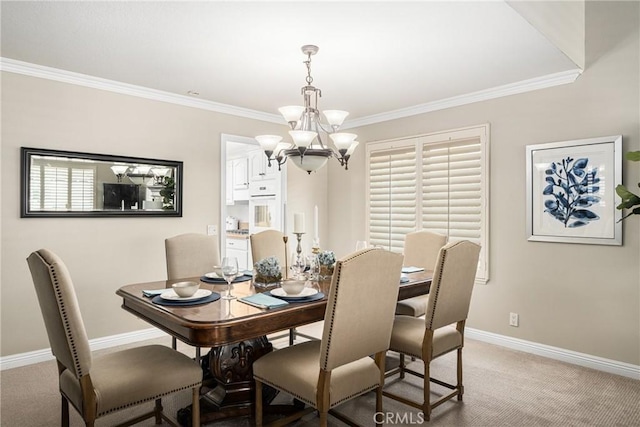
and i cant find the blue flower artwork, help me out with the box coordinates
[543,157,601,228]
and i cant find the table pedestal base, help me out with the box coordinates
[177,335,279,426]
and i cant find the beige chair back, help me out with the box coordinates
[404,230,447,269]
[320,248,404,371]
[250,230,288,278]
[425,240,481,330]
[27,249,92,379]
[165,233,220,280]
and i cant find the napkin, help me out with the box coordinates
[402,266,424,273]
[142,289,166,297]
[240,293,289,309]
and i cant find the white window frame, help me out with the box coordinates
[366,124,490,284]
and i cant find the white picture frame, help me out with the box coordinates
[526,135,622,245]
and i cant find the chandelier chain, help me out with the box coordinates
[304,53,313,85]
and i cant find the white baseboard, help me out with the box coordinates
[0,328,167,371]
[465,327,640,380]
[2,327,638,380]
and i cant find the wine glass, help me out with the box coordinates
[221,257,239,300]
[355,240,369,251]
[290,252,305,279]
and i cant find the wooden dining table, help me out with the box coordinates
[116,270,432,425]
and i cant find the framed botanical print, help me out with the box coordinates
[526,135,622,245]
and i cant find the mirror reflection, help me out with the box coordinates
[21,148,182,217]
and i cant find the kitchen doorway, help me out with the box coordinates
[220,134,287,270]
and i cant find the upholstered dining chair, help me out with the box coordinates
[253,248,404,426]
[395,231,447,317]
[165,232,221,281]
[250,229,307,345]
[27,249,202,427]
[165,232,221,356]
[250,229,289,279]
[383,240,481,421]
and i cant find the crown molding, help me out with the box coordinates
[0,57,283,124]
[342,68,583,129]
[1,57,581,129]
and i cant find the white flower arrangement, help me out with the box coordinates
[254,256,282,284]
[317,251,335,266]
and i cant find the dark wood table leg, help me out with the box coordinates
[177,335,278,425]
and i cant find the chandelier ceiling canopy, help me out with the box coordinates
[255,45,359,175]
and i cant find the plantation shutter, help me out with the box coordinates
[368,146,417,252]
[422,139,482,242]
[70,168,95,211]
[30,164,42,210]
[366,125,489,284]
[43,166,69,210]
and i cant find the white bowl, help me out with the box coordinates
[172,281,200,298]
[281,280,305,296]
[211,266,223,277]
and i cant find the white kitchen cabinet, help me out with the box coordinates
[249,149,277,181]
[226,237,249,271]
[225,160,234,205]
[232,157,249,201]
[233,157,249,190]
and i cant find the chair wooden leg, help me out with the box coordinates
[289,328,295,345]
[457,348,464,401]
[255,379,263,426]
[61,395,70,427]
[375,351,385,426]
[319,411,328,427]
[154,399,163,424]
[191,387,200,427]
[399,353,406,379]
[172,337,177,350]
[423,360,431,422]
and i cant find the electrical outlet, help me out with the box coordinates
[207,225,217,235]
[509,312,519,327]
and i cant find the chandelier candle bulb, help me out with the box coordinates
[323,110,349,128]
[294,213,305,234]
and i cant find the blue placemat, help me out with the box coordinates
[200,274,252,284]
[267,291,325,303]
[152,292,220,306]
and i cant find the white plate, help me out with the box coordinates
[204,272,220,279]
[160,289,212,301]
[271,287,318,299]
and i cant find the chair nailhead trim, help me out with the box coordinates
[97,382,202,416]
[322,248,380,370]
[42,253,85,378]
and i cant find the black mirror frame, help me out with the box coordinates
[21,147,183,218]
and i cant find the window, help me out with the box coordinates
[30,162,95,211]
[366,124,489,283]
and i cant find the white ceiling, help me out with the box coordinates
[1,1,580,127]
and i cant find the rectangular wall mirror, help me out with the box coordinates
[21,147,183,217]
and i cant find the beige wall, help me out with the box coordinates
[328,1,640,365]
[0,73,295,355]
[2,1,637,368]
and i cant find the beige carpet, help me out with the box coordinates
[1,324,639,426]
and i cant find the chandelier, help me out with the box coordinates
[255,45,359,175]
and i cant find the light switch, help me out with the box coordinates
[207,225,217,235]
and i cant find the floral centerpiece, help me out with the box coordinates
[254,256,282,287]
[317,250,336,279]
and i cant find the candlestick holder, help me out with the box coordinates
[311,237,320,254]
[282,235,289,278]
[293,232,305,256]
